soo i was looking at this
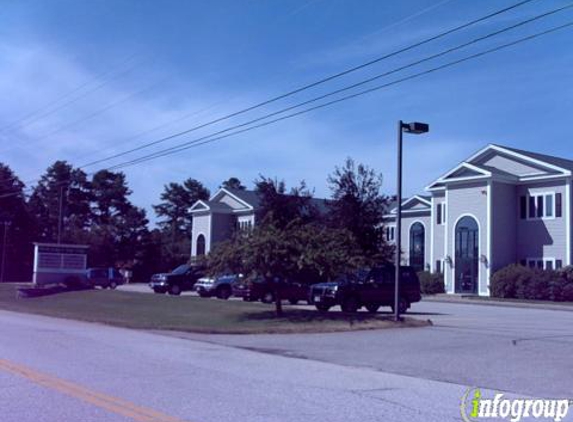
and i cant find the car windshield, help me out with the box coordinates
[171,265,190,275]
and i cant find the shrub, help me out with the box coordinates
[417,271,445,295]
[491,264,573,301]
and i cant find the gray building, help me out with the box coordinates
[189,188,327,257]
[384,144,573,296]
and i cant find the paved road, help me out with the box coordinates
[0,300,572,422]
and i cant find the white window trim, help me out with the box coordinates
[523,192,556,221]
[525,257,556,270]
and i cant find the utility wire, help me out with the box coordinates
[77,0,538,168]
[104,21,573,173]
[89,3,573,170]
[1,20,571,200]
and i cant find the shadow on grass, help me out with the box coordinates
[16,285,93,298]
[240,309,395,323]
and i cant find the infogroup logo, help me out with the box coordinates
[461,388,571,422]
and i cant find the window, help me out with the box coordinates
[436,203,446,225]
[556,193,563,218]
[556,260,563,269]
[435,260,442,274]
[385,226,395,241]
[523,193,556,220]
[526,258,556,270]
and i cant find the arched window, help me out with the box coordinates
[196,234,206,256]
[409,222,425,272]
[455,216,479,294]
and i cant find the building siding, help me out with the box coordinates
[446,182,488,295]
[399,212,431,270]
[516,180,568,265]
[191,213,211,256]
[479,153,546,176]
[490,182,517,274]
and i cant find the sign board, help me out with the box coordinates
[33,243,89,286]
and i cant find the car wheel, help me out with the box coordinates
[261,292,274,304]
[169,285,181,296]
[365,304,380,313]
[109,281,117,290]
[216,286,231,300]
[391,297,409,315]
[288,298,298,305]
[341,296,360,313]
[315,304,330,312]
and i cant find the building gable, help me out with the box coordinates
[473,151,557,177]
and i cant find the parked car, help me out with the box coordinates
[195,274,242,299]
[149,264,205,295]
[232,276,312,304]
[86,267,124,289]
[309,265,421,313]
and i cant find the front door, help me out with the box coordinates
[455,216,479,294]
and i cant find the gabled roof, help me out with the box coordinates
[385,195,431,218]
[426,144,572,191]
[190,187,329,214]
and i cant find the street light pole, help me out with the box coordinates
[0,221,11,283]
[394,121,429,322]
[394,121,404,322]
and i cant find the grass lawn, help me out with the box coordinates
[0,284,429,334]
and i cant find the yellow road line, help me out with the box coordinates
[0,359,189,422]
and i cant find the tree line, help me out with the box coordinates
[0,158,393,284]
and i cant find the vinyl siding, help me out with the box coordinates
[446,182,488,295]
[516,180,568,264]
[479,153,547,176]
[191,214,211,256]
[431,193,446,272]
[490,182,517,272]
[399,212,431,270]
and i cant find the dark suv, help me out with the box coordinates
[232,276,312,305]
[149,264,205,295]
[309,266,421,313]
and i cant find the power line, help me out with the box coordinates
[76,0,538,168]
[0,54,144,137]
[88,3,573,170]
[0,0,539,189]
[1,20,570,201]
[104,21,573,172]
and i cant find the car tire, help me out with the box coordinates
[109,281,117,290]
[261,292,274,304]
[365,304,380,313]
[341,296,360,313]
[216,286,231,300]
[315,304,330,312]
[288,299,298,305]
[169,285,181,296]
[391,297,409,315]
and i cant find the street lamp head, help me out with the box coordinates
[402,122,429,134]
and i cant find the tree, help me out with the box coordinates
[254,176,319,229]
[89,169,149,267]
[0,164,34,280]
[153,178,209,269]
[28,161,91,243]
[208,218,362,316]
[327,158,392,262]
[221,177,245,191]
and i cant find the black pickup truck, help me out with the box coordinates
[149,264,205,295]
[309,266,421,313]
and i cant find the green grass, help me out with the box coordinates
[0,284,429,334]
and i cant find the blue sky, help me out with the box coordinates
[1,0,572,222]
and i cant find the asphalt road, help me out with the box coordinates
[0,300,572,422]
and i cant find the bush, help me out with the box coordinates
[491,264,573,301]
[417,271,445,295]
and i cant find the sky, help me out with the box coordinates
[1,0,572,224]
